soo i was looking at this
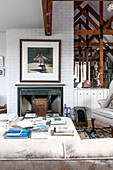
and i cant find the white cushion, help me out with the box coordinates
[0,139,64,158]
[65,138,113,158]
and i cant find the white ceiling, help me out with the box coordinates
[0,0,43,32]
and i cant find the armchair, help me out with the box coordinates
[91,80,113,137]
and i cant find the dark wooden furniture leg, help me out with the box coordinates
[91,118,95,131]
[111,126,113,138]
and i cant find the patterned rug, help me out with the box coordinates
[77,127,111,139]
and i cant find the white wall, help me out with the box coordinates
[6,2,74,114]
[0,33,7,106]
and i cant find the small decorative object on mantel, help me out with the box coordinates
[0,56,4,67]
[83,80,91,88]
[0,68,4,77]
[20,39,61,82]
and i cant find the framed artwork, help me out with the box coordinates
[0,56,4,67]
[0,68,4,76]
[20,39,61,82]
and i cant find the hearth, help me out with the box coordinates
[17,87,63,117]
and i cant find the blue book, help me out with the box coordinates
[4,130,30,139]
[54,118,61,121]
[6,128,22,136]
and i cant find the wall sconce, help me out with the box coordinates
[107,3,113,12]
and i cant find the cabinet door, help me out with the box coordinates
[77,90,84,106]
[97,90,104,108]
[84,89,91,119]
[103,89,109,99]
[90,90,98,108]
[97,89,103,99]
[84,90,90,107]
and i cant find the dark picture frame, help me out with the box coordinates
[20,39,61,82]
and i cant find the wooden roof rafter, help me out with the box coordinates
[74,18,91,30]
[77,5,100,29]
[42,0,52,36]
[54,0,112,1]
[74,4,112,30]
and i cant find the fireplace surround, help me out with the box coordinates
[17,87,63,117]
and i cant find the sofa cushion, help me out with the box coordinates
[0,139,64,158]
[65,138,113,158]
[93,108,113,119]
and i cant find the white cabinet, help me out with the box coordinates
[74,88,109,119]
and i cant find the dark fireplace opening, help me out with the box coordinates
[17,87,63,117]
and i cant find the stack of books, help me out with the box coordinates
[54,126,75,136]
[50,117,66,125]
[4,128,30,139]
[31,125,49,139]
[24,113,36,119]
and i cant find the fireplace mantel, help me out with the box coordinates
[15,84,65,87]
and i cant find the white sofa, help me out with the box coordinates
[92,80,113,137]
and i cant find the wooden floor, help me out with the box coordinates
[73,119,109,128]
[88,119,109,128]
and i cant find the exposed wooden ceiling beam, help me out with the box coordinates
[103,16,113,30]
[87,4,100,24]
[74,5,87,22]
[78,35,86,43]
[53,0,112,1]
[76,4,111,30]
[89,35,99,43]
[42,0,52,36]
[75,30,113,35]
[74,49,113,53]
[74,1,83,10]
[75,42,100,46]
[78,18,91,30]
[77,6,99,29]
[42,0,48,35]
[74,42,113,47]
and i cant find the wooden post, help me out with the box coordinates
[86,49,89,80]
[100,39,103,86]
[79,23,81,82]
[100,1,103,86]
[79,47,81,82]
[86,6,89,80]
